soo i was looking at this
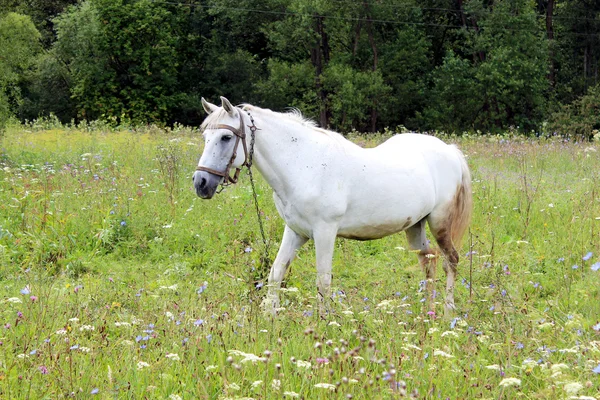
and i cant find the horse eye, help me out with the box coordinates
[221,135,233,142]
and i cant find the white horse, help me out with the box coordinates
[193,97,473,315]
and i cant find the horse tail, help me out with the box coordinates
[449,146,473,249]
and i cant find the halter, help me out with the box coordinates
[196,108,257,189]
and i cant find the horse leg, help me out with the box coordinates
[431,227,459,317]
[405,219,438,312]
[313,225,337,316]
[263,225,308,315]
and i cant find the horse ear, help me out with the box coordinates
[201,97,218,114]
[220,96,236,116]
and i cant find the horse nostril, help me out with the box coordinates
[199,177,207,189]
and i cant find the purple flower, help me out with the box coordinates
[572,265,579,270]
[244,246,252,253]
[501,289,507,297]
[20,287,30,295]
[592,322,600,331]
[255,282,263,289]
[74,285,83,293]
[120,221,126,226]
[591,262,600,272]
[38,365,48,374]
[515,342,524,350]
[70,345,79,350]
[583,252,593,261]
[91,388,99,395]
[557,257,565,262]
[194,319,204,326]
[30,296,38,302]
[206,334,212,343]
[593,364,600,374]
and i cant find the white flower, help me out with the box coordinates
[498,378,521,387]
[205,365,218,372]
[485,364,502,371]
[441,331,458,337]
[165,312,174,319]
[228,350,266,364]
[251,380,263,389]
[168,395,182,400]
[226,382,240,391]
[341,310,354,315]
[79,346,91,353]
[314,383,336,390]
[159,284,178,291]
[401,344,422,351]
[79,325,94,331]
[271,379,281,391]
[283,392,300,398]
[428,327,439,334]
[6,297,22,303]
[55,328,67,335]
[296,360,311,369]
[551,363,570,372]
[17,354,28,359]
[328,321,341,327]
[137,361,150,370]
[68,318,79,323]
[563,382,583,395]
[165,353,180,361]
[121,340,134,346]
[433,350,454,358]
[114,322,131,327]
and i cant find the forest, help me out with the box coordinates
[1,0,599,135]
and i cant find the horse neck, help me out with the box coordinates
[247,111,324,195]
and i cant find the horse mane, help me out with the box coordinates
[241,104,346,142]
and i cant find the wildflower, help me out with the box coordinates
[194,319,204,326]
[115,322,131,327]
[55,328,67,335]
[228,350,266,363]
[314,383,336,390]
[91,388,99,395]
[69,345,79,351]
[591,262,600,272]
[563,382,583,395]
[120,221,126,227]
[30,296,38,302]
[137,361,150,370]
[572,265,579,270]
[271,379,281,391]
[592,364,600,374]
[283,392,300,398]
[485,364,501,371]
[296,360,311,369]
[441,331,458,338]
[226,383,240,391]
[74,285,83,293]
[79,325,95,331]
[20,287,30,295]
[197,282,208,294]
[316,357,330,364]
[6,297,22,304]
[433,350,454,358]
[38,365,48,374]
[255,281,263,289]
[498,377,521,387]
[583,252,593,261]
[165,353,180,361]
[328,321,341,327]
[244,246,253,253]
[251,380,263,389]
[515,342,524,350]
[168,395,182,400]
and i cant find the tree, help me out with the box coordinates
[0,12,41,129]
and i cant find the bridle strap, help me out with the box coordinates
[195,109,251,185]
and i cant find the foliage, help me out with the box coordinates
[0,12,41,130]
[549,83,600,139]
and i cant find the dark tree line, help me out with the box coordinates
[1,0,599,135]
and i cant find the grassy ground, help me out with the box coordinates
[1,123,600,399]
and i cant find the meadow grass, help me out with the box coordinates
[1,124,600,399]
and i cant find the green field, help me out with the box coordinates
[1,123,600,399]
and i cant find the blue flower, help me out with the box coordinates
[591,262,600,272]
[194,319,204,326]
[450,318,458,329]
[593,364,600,374]
[592,322,600,331]
[120,221,126,226]
[207,334,212,343]
[515,342,524,350]
[583,252,593,261]
[20,287,30,295]
[91,388,99,395]
[255,282,263,289]
[572,265,579,270]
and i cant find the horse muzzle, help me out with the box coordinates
[193,170,222,199]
